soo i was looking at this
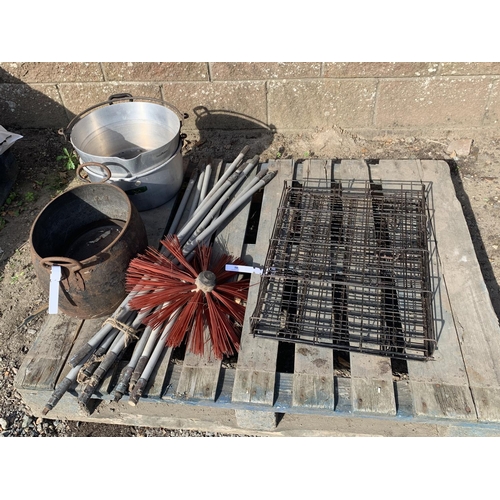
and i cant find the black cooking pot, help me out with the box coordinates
[30,183,148,319]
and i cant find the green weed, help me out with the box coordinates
[57,147,79,170]
[4,191,17,206]
[24,191,36,203]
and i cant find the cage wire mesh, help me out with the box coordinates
[250,178,437,360]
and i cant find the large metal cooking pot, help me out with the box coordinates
[30,183,148,319]
[76,138,184,212]
[60,94,187,176]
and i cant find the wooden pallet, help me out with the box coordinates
[14,159,500,436]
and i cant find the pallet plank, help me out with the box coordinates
[15,314,83,391]
[292,159,335,409]
[418,159,500,422]
[174,330,219,399]
[372,159,476,420]
[334,159,396,415]
[232,159,294,428]
[292,346,335,409]
[16,359,500,436]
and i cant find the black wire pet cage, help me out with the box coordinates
[250,178,437,361]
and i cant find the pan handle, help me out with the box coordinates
[108,93,133,102]
[76,162,112,183]
[59,95,187,141]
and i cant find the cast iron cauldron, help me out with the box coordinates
[30,183,148,319]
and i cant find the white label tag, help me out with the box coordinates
[225,264,263,275]
[48,266,62,314]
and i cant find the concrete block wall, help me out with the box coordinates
[1,62,500,137]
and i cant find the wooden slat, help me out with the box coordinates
[15,313,83,391]
[334,159,396,415]
[418,159,500,422]
[372,159,476,420]
[176,158,252,400]
[232,159,294,429]
[292,159,335,409]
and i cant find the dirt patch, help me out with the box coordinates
[1,125,499,437]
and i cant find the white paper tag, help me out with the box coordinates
[225,264,263,275]
[48,266,62,314]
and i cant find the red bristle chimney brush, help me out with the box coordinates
[125,234,250,359]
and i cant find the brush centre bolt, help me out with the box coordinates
[195,271,217,293]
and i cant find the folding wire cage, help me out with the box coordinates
[250,178,437,360]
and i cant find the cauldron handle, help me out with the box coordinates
[76,163,112,183]
[40,257,83,278]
